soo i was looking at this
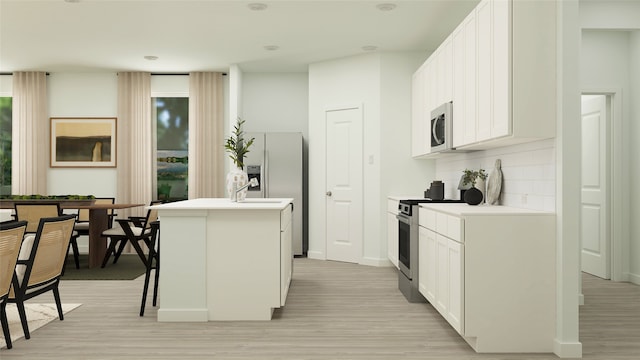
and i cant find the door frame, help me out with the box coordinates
[580,89,627,283]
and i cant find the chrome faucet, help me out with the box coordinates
[232,177,259,202]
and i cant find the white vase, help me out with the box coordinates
[226,167,248,201]
[475,177,486,204]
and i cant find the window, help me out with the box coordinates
[154,97,188,201]
[0,97,11,195]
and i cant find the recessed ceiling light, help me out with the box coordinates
[248,3,268,11]
[64,0,81,3]
[376,3,397,11]
[144,55,159,61]
[362,45,378,52]
[264,45,279,51]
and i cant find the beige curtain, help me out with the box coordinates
[188,72,225,198]
[117,72,152,218]
[11,72,48,195]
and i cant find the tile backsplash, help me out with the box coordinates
[435,138,556,211]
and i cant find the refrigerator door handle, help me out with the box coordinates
[264,150,269,198]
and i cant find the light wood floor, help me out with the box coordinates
[1,258,639,359]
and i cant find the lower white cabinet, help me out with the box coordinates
[418,218,464,334]
[387,198,399,269]
[418,204,556,353]
[280,205,293,306]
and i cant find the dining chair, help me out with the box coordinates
[73,197,116,236]
[140,220,160,316]
[0,221,27,349]
[100,200,163,268]
[14,202,80,270]
[7,215,76,340]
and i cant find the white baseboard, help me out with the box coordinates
[307,250,325,260]
[578,293,584,306]
[360,257,393,267]
[629,272,640,286]
[553,339,582,358]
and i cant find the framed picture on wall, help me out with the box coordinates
[50,117,117,168]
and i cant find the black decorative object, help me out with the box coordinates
[464,187,483,205]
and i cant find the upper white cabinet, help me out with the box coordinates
[413,0,557,154]
[411,62,430,157]
[411,34,453,159]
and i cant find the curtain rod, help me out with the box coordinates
[0,72,50,76]
[150,72,228,76]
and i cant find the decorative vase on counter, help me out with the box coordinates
[226,167,248,201]
[463,186,484,206]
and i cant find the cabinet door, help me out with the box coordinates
[411,63,431,157]
[476,0,492,142]
[422,227,437,303]
[491,0,510,139]
[451,25,465,148]
[435,234,450,316]
[447,239,464,334]
[280,209,293,306]
[387,212,399,269]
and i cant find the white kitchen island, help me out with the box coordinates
[149,198,294,322]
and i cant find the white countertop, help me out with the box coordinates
[149,197,293,210]
[419,203,554,216]
[388,195,426,201]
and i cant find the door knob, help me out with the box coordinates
[326,191,332,196]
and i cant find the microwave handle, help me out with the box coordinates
[432,117,444,145]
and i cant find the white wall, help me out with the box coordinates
[309,52,435,265]
[241,73,308,136]
[47,73,118,197]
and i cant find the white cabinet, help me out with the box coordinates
[453,0,556,150]
[415,0,556,154]
[418,203,556,353]
[280,205,293,306]
[386,198,400,268]
[418,208,464,334]
[411,34,453,159]
[411,63,430,157]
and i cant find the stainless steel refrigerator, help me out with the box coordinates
[244,132,304,255]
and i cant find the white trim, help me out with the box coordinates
[360,256,393,267]
[578,293,584,306]
[306,250,325,260]
[553,339,583,358]
[629,272,640,286]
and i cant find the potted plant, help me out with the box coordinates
[224,118,255,201]
[224,118,254,170]
[461,168,487,205]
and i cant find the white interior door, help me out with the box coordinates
[580,95,610,279]
[325,106,363,263]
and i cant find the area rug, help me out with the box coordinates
[0,303,82,349]
[62,254,146,280]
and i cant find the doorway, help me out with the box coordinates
[579,91,625,282]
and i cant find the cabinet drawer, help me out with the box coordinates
[419,208,437,230]
[435,212,463,242]
[280,205,292,231]
[388,199,399,214]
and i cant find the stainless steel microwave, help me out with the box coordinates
[430,101,452,153]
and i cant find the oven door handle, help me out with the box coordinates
[396,214,411,225]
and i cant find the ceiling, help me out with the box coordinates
[0,0,479,73]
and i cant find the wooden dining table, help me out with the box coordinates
[69,203,144,268]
